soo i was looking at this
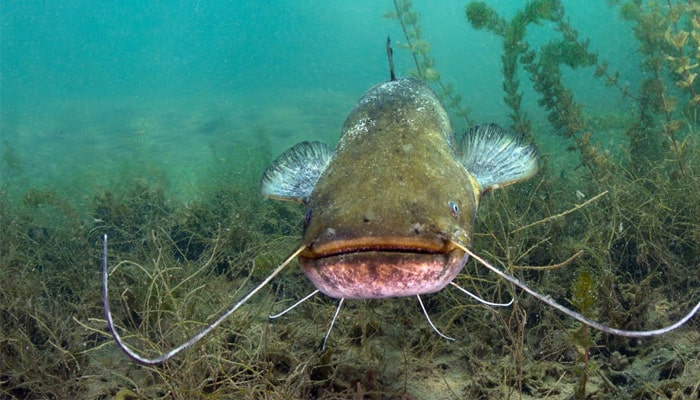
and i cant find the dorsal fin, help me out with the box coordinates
[386,36,396,81]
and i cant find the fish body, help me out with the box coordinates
[262,78,537,300]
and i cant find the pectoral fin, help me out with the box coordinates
[261,141,333,203]
[458,123,538,192]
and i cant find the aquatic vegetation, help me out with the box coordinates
[569,271,598,399]
[466,0,563,139]
[464,0,699,182]
[385,0,474,129]
[466,0,623,181]
[615,0,700,176]
[2,154,699,399]
[462,1,700,396]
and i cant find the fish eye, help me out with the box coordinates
[448,201,459,218]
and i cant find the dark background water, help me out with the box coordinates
[1,0,638,202]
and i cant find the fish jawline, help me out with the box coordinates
[302,236,460,259]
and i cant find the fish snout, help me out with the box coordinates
[298,234,468,299]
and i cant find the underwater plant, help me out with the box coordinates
[465,0,563,139]
[466,0,622,181]
[385,0,474,129]
[614,0,700,176]
[463,0,699,181]
[461,1,700,397]
[569,271,598,399]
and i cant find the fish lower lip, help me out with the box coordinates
[298,249,468,299]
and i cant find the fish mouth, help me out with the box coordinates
[298,237,467,300]
[301,236,457,258]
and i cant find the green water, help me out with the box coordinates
[1,1,639,201]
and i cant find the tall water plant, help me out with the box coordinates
[466,0,624,181]
[385,0,473,129]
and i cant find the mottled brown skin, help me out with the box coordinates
[299,79,482,299]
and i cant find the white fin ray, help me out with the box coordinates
[261,141,333,203]
[458,123,538,191]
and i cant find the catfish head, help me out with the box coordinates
[262,78,535,299]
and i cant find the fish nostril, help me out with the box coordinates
[412,222,422,234]
[453,228,468,242]
[448,201,459,219]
